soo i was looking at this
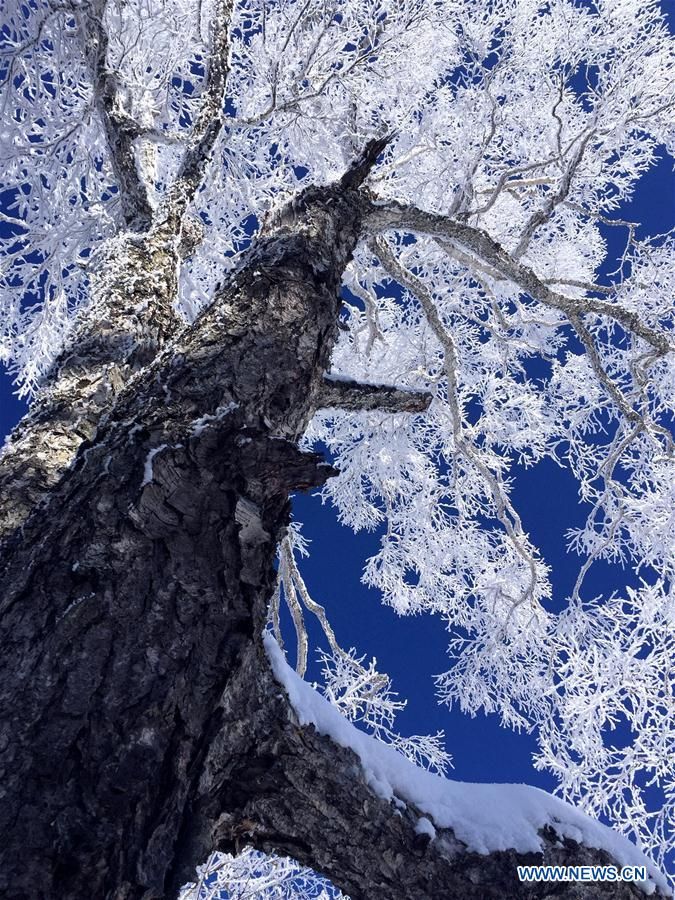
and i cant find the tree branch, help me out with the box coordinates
[364,198,671,355]
[512,130,595,259]
[196,640,665,900]
[0,232,184,542]
[317,375,432,413]
[340,134,393,190]
[83,0,154,230]
[163,0,234,233]
[0,1,237,539]
[369,235,542,612]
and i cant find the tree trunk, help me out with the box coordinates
[0,228,179,539]
[0,157,661,898]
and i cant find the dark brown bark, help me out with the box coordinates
[0,149,664,899]
[0,153,362,898]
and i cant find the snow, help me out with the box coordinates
[264,634,669,896]
[141,444,167,486]
[189,401,238,437]
[415,816,436,840]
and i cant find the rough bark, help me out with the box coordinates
[0,149,665,899]
[202,662,658,900]
[0,149,363,898]
[318,375,432,413]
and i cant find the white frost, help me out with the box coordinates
[264,633,668,897]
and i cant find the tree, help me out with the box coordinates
[0,0,673,897]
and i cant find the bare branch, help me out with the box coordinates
[317,375,432,414]
[279,536,367,675]
[340,134,393,190]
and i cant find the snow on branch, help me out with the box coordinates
[179,847,345,900]
[264,632,668,897]
[272,530,451,776]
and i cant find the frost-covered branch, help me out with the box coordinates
[364,198,670,356]
[162,0,234,229]
[84,0,155,229]
[274,531,452,776]
[369,234,544,614]
[512,129,596,259]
